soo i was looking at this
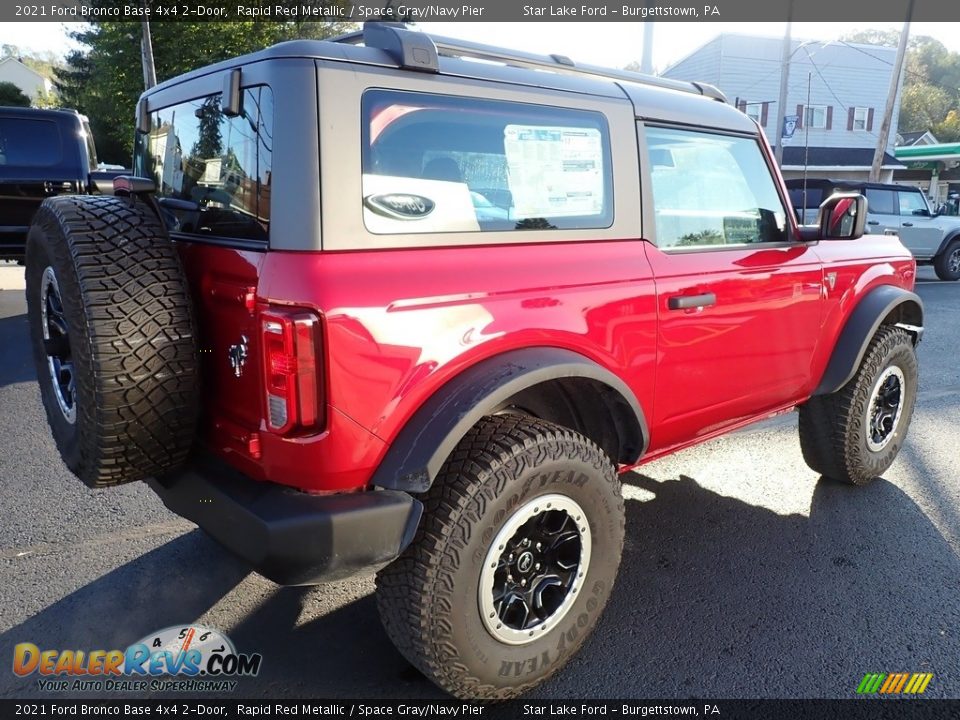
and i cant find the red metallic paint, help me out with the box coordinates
[175,221,915,494]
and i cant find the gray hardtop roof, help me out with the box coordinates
[143,34,755,135]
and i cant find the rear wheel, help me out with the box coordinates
[934,238,960,281]
[799,326,918,485]
[375,415,624,699]
[25,195,199,487]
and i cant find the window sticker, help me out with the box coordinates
[503,126,605,218]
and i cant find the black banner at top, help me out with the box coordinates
[4,0,960,23]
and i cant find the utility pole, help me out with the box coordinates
[141,18,157,91]
[773,18,793,167]
[641,22,654,75]
[870,0,914,181]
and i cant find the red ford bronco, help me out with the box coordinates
[25,24,922,699]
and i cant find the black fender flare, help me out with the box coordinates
[813,285,923,396]
[934,229,960,259]
[370,347,649,493]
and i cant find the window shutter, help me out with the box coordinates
[867,108,875,132]
[847,107,855,131]
[737,99,747,113]
[761,102,769,126]
[826,106,833,130]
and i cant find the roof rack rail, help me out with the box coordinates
[332,22,726,103]
[334,22,439,73]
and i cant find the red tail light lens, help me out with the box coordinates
[260,310,323,434]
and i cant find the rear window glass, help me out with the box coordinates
[0,118,63,167]
[361,89,613,235]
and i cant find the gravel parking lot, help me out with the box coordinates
[1,261,958,701]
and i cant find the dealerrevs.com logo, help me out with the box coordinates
[12,625,262,692]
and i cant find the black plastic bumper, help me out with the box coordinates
[146,462,422,586]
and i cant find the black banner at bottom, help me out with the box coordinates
[3,699,959,720]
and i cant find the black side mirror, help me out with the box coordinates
[817,192,867,240]
[136,97,150,134]
[221,69,242,117]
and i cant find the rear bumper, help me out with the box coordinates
[147,460,422,586]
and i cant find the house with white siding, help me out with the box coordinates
[661,34,905,182]
[0,57,53,104]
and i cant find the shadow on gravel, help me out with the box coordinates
[0,530,249,699]
[0,310,33,388]
[3,473,957,701]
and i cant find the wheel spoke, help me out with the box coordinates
[65,366,77,406]
[530,576,564,621]
[548,530,582,570]
[499,593,530,630]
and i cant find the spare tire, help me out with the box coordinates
[25,195,199,488]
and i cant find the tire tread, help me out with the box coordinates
[375,414,623,699]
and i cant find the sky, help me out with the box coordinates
[2,21,960,73]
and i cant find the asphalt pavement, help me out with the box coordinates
[1,261,958,701]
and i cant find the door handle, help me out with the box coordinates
[902,222,914,227]
[867,220,879,226]
[668,292,716,311]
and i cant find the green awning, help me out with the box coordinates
[894,143,960,161]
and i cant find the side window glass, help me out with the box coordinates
[645,126,788,248]
[898,191,928,217]
[865,189,896,216]
[361,89,613,235]
[136,86,273,242]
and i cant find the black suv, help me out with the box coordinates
[0,107,119,260]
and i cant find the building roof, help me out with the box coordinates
[661,33,895,76]
[897,130,939,147]
[0,56,47,83]
[779,146,905,169]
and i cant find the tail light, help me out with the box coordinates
[260,309,324,434]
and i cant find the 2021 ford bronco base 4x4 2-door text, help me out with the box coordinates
[25,24,923,699]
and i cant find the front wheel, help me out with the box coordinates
[375,415,624,699]
[799,325,918,485]
[934,238,960,281]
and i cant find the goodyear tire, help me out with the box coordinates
[25,195,199,488]
[934,238,960,281]
[375,414,624,699]
[799,326,918,486]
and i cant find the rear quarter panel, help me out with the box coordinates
[259,239,658,452]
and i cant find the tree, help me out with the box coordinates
[844,30,960,139]
[57,19,355,164]
[933,110,960,143]
[0,81,31,107]
[32,87,59,109]
[899,83,952,134]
